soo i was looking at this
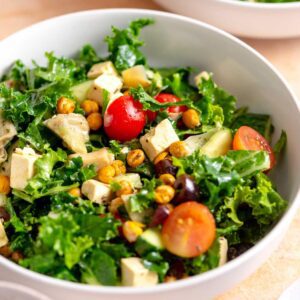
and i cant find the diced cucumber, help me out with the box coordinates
[135,228,165,256]
[200,129,232,158]
[70,80,93,102]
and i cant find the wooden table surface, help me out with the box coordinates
[1,1,300,299]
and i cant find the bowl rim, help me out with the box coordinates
[217,0,300,9]
[0,7,300,295]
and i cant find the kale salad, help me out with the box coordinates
[0,19,287,287]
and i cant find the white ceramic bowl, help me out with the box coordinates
[155,0,300,38]
[0,9,299,300]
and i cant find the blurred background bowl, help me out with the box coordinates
[154,0,300,38]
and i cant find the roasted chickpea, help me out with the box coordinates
[11,251,23,263]
[154,151,169,165]
[159,174,176,186]
[126,149,145,168]
[81,100,99,115]
[164,276,177,283]
[169,141,188,158]
[109,197,124,215]
[0,175,10,195]
[87,112,103,131]
[0,245,12,258]
[57,97,75,114]
[154,185,175,204]
[116,180,133,197]
[111,160,126,176]
[182,109,200,129]
[97,165,116,183]
[123,221,144,243]
[68,187,81,198]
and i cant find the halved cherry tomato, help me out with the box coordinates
[104,95,146,142]
[162,201,216,258]
[146,93,187,122]
[233,126,275,169]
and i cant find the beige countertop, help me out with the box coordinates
[1,1,300,299]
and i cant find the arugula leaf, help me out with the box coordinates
[105,19,154,71]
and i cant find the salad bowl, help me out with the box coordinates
[154,0,300,38]
[0,8,300,300]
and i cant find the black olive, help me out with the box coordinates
[173,174,200,204]
[154,159,178,177]
[227,243,253,261]
[149,204,173,228]
[0,207,10,222]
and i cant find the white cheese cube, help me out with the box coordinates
[87,74,123,106]
[194,71,210,86]
[10,147,40,190]
[81,179,112,204]
[87,61,119,79]
[114,173,142,190]
[219,237,228,266]
[121,257,158,287]
[69,148,114,171]
[0,221,8,248]
[140,119,179,161]
[122,65,151,88]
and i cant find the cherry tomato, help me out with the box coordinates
[233,126,275,169]
[104,95,146,142]
[162,201,216,258]
[146,93,187,122]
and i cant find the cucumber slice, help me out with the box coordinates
[135,228,165,256]
[70,80,93,102]
[200,129,232,158]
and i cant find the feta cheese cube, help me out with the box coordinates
[121,257,158,287]
[81,179,112,204]
[69,148,114,171]
[140,119,179,161]
[114,173,142,190]
[0,221,8,248]
[87,74,123,106]
[194,71,210,86]
[87,61,118,79]
[10,147,40,190]
[122,65,151,88]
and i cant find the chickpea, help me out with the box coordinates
[11,251,23,263]
[57,97,75,114]
[126,149,145,168]
[97,165,116,183]
[87,112,103,131]
[68,187,81,198]
[159,174,176,186]
[0,245,12,258]
[169,141,188,158]
[81,100,99,115]
[123,90,130,96]
[154,151,169,165]
[111,160,126,176]
[154,185,175,204]
[182,109,200,129]
[109,197,124,215]
[0,175,10,195]
[164,276,177,283]
[116,180,133,197]
[123,221,144,243]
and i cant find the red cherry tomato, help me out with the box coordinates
[104,95,146,142]
[233,126,275,170]
[146,93,187,122]
[162,201,216,258]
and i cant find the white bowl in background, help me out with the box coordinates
[0,8,300,300]
[155,0,300,38]
[0,281,51,300]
